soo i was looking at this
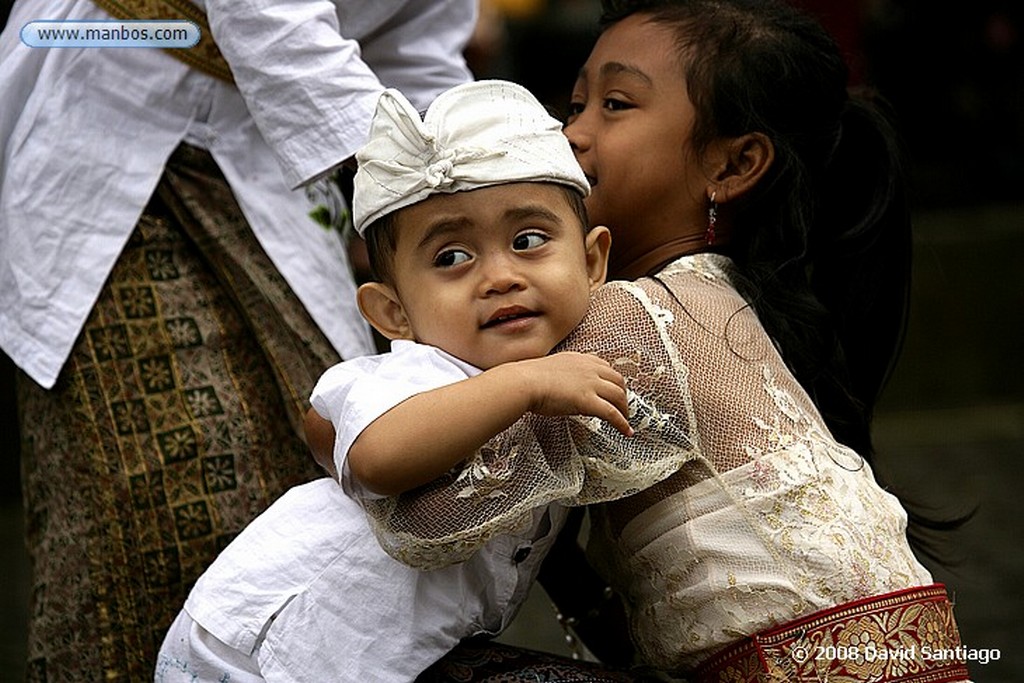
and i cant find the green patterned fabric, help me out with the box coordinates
[16,144,339,681]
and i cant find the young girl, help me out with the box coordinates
[374,2,973,681]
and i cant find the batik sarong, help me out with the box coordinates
[16,143,341,682]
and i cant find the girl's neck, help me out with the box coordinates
[610,233,712,280]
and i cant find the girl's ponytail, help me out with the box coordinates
[813,92,974,563]
[811,90,912,433]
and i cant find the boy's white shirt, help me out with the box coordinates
[310,339,481,499]
[164,341,565,681]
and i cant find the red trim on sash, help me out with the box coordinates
[693,584,970,682]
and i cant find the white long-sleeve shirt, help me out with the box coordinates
[0,0,477,388]
[158,341,565,682]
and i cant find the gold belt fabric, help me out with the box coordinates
[693,584,970,683]
[91,0,233,82]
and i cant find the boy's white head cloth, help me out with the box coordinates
[353,80,589,236]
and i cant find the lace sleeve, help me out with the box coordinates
[557,281,700,503]
[360,282,700,569]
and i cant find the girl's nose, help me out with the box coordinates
[563,116,590,154]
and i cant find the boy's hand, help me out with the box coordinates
[509,352,633,436]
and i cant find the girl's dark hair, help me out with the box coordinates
[600,0,966,562]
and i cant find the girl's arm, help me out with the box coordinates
[348,352,632,496]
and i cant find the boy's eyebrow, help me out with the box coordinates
[417,217,473,250]
[503,204,565,225]
[416,202,567,250]
[602,61,654,85]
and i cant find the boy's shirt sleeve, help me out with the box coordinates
[309,340,478,499]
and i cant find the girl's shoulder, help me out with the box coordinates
[581,253,753,347]
[657,252,737,285]
[592,253,737,304]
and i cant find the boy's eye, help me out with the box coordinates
[434,249,471,267]
[512,232,549,251]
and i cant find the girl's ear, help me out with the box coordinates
[709,132,775,202]
[584,225,612,291]
[357,282,414,340]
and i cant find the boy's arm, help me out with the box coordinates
[304,408,338,479]
[363,282,702,570]
[349,352,632,496]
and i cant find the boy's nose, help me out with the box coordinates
[479,257,526,296]
[483,273,526,296]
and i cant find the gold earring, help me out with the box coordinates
[706,191,718,245]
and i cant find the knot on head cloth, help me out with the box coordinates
[352,80,590,236]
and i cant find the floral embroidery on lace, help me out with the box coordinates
[360,254,938,675]
[454,442,516,500]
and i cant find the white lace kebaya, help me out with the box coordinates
[362,253,938,674]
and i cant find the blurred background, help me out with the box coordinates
[2,0,1022,680]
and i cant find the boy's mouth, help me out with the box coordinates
[482,306,539,328]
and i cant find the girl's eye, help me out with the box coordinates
[434,249,471,268]
[565,101,585,122]
[512,232,549,251]
[603,97,631,111]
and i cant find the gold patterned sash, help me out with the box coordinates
[91,0,233,82]
[694,584,971,683]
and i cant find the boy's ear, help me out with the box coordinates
[584,225,612,290]
[357,282,414,341]
[709,132,774,202]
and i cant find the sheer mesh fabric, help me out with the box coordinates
[362,254,932,671]
[582,256,931,672]
[362,274,702,569]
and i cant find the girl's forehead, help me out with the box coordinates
[586,16,685,79]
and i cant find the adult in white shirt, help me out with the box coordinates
[0,1,475,679]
